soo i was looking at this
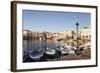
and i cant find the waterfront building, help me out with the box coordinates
[79,27,91,41]
[54,31,75,40]
[23,29,33,40]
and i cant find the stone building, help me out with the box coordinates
[79,27,91,41]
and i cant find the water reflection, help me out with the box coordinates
[23,39,63,62]
[23,39,61,50]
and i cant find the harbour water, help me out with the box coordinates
[23,39,91,62]
[23,39,63,51]
[23,39,65,62]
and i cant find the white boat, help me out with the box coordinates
[79,42,91,50]
[58,45,75,55]
[61,48,75,55]
[29,50,44,60]
[44,48,56,55]
[61,49,70,55]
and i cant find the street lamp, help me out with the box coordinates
[71,31,74,47]
[76,22,79,51]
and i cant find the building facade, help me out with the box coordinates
[79,27,91,40]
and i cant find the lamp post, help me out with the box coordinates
[71,31,74,47]
[76,22,79,51]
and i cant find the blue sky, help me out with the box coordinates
[22,10,91,32]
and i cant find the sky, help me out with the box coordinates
[22,10,91,32]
